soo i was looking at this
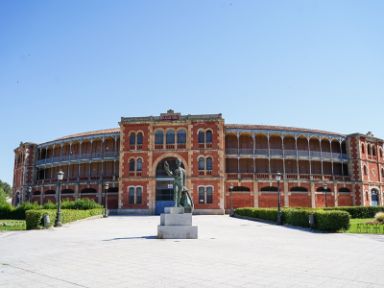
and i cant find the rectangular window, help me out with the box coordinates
[198,187,205,204]
[206,186,213,204]
[128,187,135,204]
[136,187,142,204]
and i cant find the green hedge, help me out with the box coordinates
[284,208,313,228]
[324,206,384,219]
[235,207,350,232]
[0,199,102,220]
[314,210,350,232]
[26,208,103,230]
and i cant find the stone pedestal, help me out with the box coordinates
[157,207,198,239]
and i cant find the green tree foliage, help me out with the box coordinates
[0,180,12,197]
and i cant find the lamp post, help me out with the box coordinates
[27,186,32,202]
[276,172,282,225]
[229,184,234,216]
[104,182,109,218]
[54,170,64,227]
[323,184,328,208]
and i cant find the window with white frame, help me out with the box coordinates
[198,186,213,204]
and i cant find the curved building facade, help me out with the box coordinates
[12,110,384,214]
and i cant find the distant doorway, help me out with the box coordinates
[155,157,185,215]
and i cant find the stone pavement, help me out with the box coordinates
[0,216,383,288]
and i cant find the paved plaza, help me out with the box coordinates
[1,216,384,288]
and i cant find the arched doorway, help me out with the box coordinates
[371,189,379,206]
[155,157,185,214]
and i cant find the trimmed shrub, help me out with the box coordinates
[11,202,42,219]
[235,207,350,232]
[26,208,103,230]
[284,208,313,228]
[61,199,102,210]
[0,203,13,219]
[43,201,56,209]
[324,206,384,219]
[313,210,350,232]
[374,212,384,224]
[25,210,56,230]
[235,207,279,222]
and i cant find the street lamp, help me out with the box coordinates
[54,170,64,227]
[276,172,282,225]
[27,186,32,202]
[323,184,328,208]
[104,182,109,218]
[229,184,234,216]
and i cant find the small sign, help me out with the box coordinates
[167,184,173,189]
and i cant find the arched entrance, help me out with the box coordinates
[371,189,379,206]
[155,157,185,214]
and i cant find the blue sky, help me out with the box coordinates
[1,0,384,185]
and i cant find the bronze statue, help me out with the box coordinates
[164,159,194,212]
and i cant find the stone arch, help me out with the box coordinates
[151,153,188,178]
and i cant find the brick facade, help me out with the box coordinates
[11,110,384,214]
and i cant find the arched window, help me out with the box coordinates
[129,159,135,172]
[198,130,205,144]
[177,129,186,145]
[206,130,213,144]
[137,158,142,172]
[290,187,308,192]
[316,186,331,192]
[166,129,175,144]
[232,186,250,192]
[155,130,164,145]
[380,148,383,158]
[368,145,372,155]
[372,146,376,156]
[136,187,142,204]
[339,188,350,193]
[361,143,365,154]
[206,157,213,171]
[363,165,368,176]
[260,186,278,192]
[198,158,205,171]
[137,132,143,145]
[129,133,136,146]
[381,168,384,178]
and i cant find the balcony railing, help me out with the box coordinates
[36,151,119,166]
[225,148,348,161]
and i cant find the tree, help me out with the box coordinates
[0,187,7,204]
[0,180,12,197]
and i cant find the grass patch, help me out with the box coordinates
[346,218,384,234]
[0,220,26,231]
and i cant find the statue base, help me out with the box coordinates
[157,207,198,239]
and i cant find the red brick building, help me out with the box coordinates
[12,110,384,214]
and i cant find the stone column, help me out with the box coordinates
[253,181,259,208]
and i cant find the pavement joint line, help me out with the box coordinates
[3,264,91,288]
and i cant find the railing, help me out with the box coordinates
[239,148,253,155]
[284,150,297,157]
[36,152,119,166]
[270,149,283,157]
[225,147,348,161]
[255,149,268,156]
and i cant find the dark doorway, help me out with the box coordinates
[155,157,185,214]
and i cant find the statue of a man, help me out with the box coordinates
[164,159,193,211]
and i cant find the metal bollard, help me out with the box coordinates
[43,214,50,228]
